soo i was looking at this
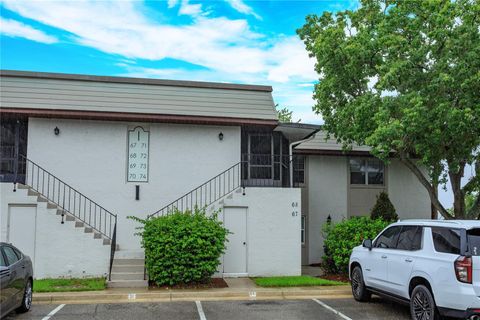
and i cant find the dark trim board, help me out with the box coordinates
[0,108,279,127]
[294,149,374,157]
[0,70,273,92]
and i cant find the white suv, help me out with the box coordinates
[349,220,480,320]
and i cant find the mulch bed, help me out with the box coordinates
[319,273,350,283]
[149,278,228,290]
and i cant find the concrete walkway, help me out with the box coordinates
[33,278,351,305]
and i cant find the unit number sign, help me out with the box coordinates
[127,127,149,182]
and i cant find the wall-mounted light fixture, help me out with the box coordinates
[54,127,60,136]
[218,132,224,141]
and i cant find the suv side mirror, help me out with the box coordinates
[362,239,373,250]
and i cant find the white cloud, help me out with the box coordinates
[0,17,57,43]
[178,0,202,17]
[2,0,319,123]
[225,0,261,20]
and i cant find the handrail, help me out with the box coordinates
[19,155,117,239]
[148,154,305,218]
[148,161,242,218]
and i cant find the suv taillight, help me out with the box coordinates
[455,256,472,284]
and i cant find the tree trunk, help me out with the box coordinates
[449,163,466,219]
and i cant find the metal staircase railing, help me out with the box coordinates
[148,162,242,218]
[15,154,118,280]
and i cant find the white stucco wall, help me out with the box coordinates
[305,156,348,264]
[387,159,431,219]
[0,184,109,278]
[220,187,302,277]
[304,156,431,265]
[26,118,241,251]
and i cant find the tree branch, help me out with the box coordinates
[399,155,451,219]
[462,160,479,194]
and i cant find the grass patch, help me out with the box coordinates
[33,277,106,293]
[253,276,347,287]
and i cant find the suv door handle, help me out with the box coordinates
[405,258,413,263]
[381,255,387,259]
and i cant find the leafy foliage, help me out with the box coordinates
[370,192,398,221]
[275,104,294,122]
[130,208,228,286]
[298,0,480,218]
[322,217,390,273]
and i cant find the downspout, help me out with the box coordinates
[289,130,319,187]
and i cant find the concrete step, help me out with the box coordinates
[93,232,102,239]
[17,184,30,189]
[37,195,48,202]
[47,202,57,209]
[75,220,84,228]
[65,214,75,221]
[107,279,148,288]
[113,258,145,266]
[84,227,93,233]
[28,189,39,196]
[114,250,145,259]
[110,272,145,281]
[111,264,144,273]
[103,238,111,246]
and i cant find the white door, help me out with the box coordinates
[223,207,247,276]
[8,205,37,267]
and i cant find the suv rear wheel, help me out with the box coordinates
[351,266,371,302]
[410,285,440,320]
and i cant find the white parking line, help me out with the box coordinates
[312,299,352,320]
[195,301,207,320]
[41,304,66,320]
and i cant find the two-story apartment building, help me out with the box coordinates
[0,70,430,287]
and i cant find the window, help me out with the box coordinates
[2,246,19,265]
[396,226,423,251]
[468,229,480,256]
[349,158,384,185]
[301,215,306,245]
[374,226,401,249]
[0,250,6,267]
[432,227,461,254]
[293,156,305,185]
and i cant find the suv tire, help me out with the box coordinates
[410,284,440,320]
[351,266,371,302]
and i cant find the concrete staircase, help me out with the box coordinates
[108,251,148,288]
[17,183,113,246]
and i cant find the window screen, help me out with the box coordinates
[396,226,422,251]
[431,227,461,254]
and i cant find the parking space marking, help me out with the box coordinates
[195,301,207,320]
[312,299,352,320]
[41,304,66,320]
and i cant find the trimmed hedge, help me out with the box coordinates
[322,217,390,274]
[130,208,228,286]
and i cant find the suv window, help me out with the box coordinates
[3,246,20,265]
[374,226,401,249]
[397,226,423,251]
[467,228,480,256]
[432,227,461,254]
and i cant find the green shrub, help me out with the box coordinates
[370,191,398,221]
[322,217,390,274]
[130,208,228,286]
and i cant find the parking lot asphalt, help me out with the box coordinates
[4,297,415,320]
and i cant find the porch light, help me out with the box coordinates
[54,127,60,135]
[218,132,224,141]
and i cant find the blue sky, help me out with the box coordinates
[0,0,358,124]
[1,0,464,209]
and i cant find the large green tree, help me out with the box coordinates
[298,0,480,219]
